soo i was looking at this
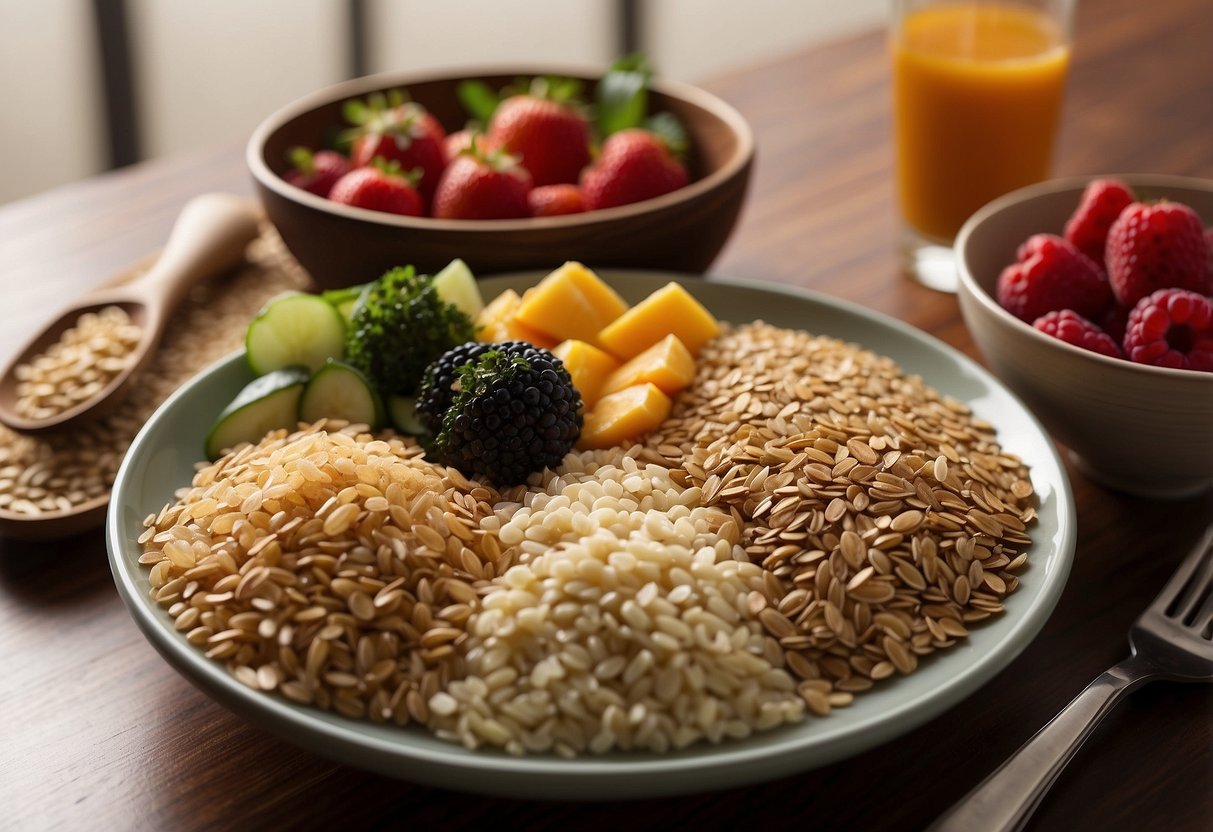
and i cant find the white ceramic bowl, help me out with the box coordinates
[956,174,1213,499]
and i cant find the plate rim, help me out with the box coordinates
[107,269,1076,798]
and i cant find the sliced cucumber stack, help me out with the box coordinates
[431,258,483,320]
[246,292,347,375]
[299,360,384,429]
[205,367,309,460]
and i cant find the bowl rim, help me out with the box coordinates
[246,64,755,232]
[954,172,1213,382]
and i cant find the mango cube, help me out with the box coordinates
[513,261,629,347]
[577,383,672,450]
[475,288,558,348]
[551,339,620,408]
[600,334,695,398]
[597,281,719,359]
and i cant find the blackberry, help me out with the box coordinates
[415,340,527,435]
[421,342,582,484]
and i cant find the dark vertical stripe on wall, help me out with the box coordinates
[347,0,370,79]
[90,0,141,169]
[617,0,641,56]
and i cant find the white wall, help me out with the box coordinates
[0,1,104,201]
[0,1,885,205]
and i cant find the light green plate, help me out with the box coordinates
[107,271,1075,800]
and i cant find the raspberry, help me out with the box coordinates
[1106,201,1211,308]
[1063,178,1135,266]
[996,234,1112,323]
[1122,289,1213,371]
[1033,310,1123,358]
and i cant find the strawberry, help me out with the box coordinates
[1063,178,1134,266]
[487,90,591,187]
[432,146,532,220]
[443,129,498,162]
[996,234,1111,323]
[580,129,689,211]
[283,147,351,198]
[528,184,586,217]
[345,96,447,204]
[327,160,423,217]
[1105,200,1211,308]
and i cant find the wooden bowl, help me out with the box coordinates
[246,67,754,288]
[955,173,1213,499]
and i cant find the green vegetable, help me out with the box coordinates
[299,360,383,429]
[430,258,483,320]
[343,265,476,398]
[321,283,369,322]
[245,292,347,376]
[387,394,426,435]
[205,367,309,460]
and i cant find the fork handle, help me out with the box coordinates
[927,653,1157,832]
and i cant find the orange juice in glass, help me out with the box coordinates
[892,0,1074,291]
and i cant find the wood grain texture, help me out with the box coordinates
[2,0,1211,828]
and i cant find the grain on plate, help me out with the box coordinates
[139,314,1036,754]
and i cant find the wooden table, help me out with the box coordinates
[2,0,1211,828]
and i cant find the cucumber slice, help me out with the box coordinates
[299,360,384,429]
[387,395,426,436]
[245,292,347,376]
[321,283,368,322]
[205,367,309,459]
[431,258,483,320]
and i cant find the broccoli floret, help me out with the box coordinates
[343,266,476,397]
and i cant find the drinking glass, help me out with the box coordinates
[891,0,1076,291]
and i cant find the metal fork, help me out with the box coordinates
[929,522,1213,832]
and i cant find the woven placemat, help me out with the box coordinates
[0,228,311,527]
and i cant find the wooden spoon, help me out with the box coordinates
[0,193,261,435]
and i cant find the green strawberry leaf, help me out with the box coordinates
[644,112,689,159]
[457,80,500,123]
[534,75,584,104]
[597,54,653,136]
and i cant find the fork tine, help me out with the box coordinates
[1160,523,1213,623]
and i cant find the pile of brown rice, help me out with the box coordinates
[140,319,1036,756]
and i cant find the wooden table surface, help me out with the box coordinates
[2,0,1211,828]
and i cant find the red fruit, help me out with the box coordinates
[328,163,423,217]
[348,102,447,203]
[1032,309,1123,358]
[1122,288,1213,371]
[1105,201,1210,308]
[283,148,351,198]
[580,129,690,211]
[432,147,532,220]
[487,95,591,186]
[443,129,498,162]
[1063,178,1134,266]
[528,184,586,217]
[1101,303,1131,345]
[996,234,1112,323]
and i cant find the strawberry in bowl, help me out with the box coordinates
[247,61,753,284]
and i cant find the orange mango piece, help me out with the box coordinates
[577,383,672,450]
[600,334,695,398]
[475,288,557,348]
[597,281,720,359]
[513,262,629,347]
[551,339,620,408]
